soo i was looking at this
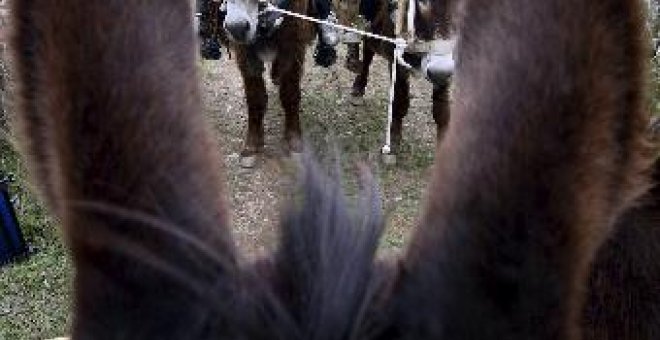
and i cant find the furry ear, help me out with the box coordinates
[262,154,386,339]
[11,0,241,338]
[391,0,651,339]
[11,0,62,215]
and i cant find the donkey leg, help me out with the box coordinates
[431,78,451,144]
[351,39,376,97]
[383,65,410,165]
[345,41,362,73]
[270,56,282,87]
[278,53,305,157]
[237,49,267,168]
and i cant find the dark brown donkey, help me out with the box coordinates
[11,0,659,339]
[216,0,316,167]
[351,0,454,163]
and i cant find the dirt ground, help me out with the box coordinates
[200,45,439,257]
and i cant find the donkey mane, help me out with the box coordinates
[10,0,657,339]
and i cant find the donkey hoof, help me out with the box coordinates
[240,154,258,168]
[382,153,397,165]
[285,137,303,157]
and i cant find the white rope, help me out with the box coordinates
[383,42,407,155]
[261,2,400,44]
[259,0,412,156]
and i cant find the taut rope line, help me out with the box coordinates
[259,1,412,67]
[262,2,399,43]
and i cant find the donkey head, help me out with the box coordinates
[224,0,260,42]
[10,0,654,339]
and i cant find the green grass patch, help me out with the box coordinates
[0,66,72,338]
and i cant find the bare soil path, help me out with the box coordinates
[200,45,438,255]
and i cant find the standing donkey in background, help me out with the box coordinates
[203,0,317,168]
[11,0,660,339]
[349,0,455,163]
[214,0,340,168]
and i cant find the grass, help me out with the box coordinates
[0,57,72,339]
[0,135,72,340]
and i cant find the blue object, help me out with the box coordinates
[0,180,28,265]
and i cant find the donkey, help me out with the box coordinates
[217,0,314,168]
[350,0,454,163]
[11,0,658,339]
[208,0,340,167]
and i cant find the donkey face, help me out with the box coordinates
[224,0,260,42]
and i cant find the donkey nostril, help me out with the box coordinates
[226,20,251,41]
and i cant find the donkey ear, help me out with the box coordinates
[11,0,62,216]
[390,0,651,338]
[11,0,241,338]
